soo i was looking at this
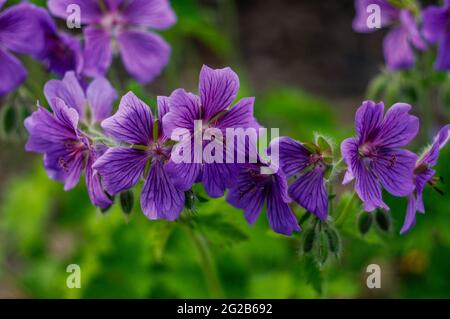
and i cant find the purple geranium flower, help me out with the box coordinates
[0,2,48,95]
[401,125,450,234]
[226,161,301,236]
[34,10,83,77]
[162,65,260,198]
[270,137,329,221]
[341,101,419,212]
[25,72,117,209]
[353,0,427,70]
[422,0,450,70]
[93,93,185,220]
[48,0,176,83]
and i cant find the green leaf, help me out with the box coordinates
[194,213,249,247]
[302,256,324,295]
[148,222,176,262]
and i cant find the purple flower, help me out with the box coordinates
[93,93,185,221]
[34,10,83,77]
[353,0,427,70]
[48,0,176,83]
[341,101,419,212]
[162,65,260,198]
[401,125,450,234]
[226,161,301,236]
[0,3,48,95]
[25,72,117,209]
[422,0,450,70]
[270,137,329,221]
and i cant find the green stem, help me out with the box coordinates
[327,182,334,218]
[184,223,224,298]
[335,192,357,227]
[415,53,434,141]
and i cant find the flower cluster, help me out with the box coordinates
[0,0,175,97]
[25,64,450,236]
[353,0,450,71]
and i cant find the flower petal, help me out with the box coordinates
[341,137,388,211]
[383,26,415,70]
[414,168,435,214]
[47,0,101,24]
[352,0,399,33]
[199,65,239,120]
[266,173,301,236]
[101,92,153,145]
[86,77,117,123]
[270,137,311,178]
[93,147,148,195]
[163,89,201,137]
[226,164,265,225]
[164,160,201,192]
[0,3,47,55]
[24,101,79,153]
[117,30,170,84]
[0,49,26,96]
[355,100,384,143]
[82,26,113,77]
[214,97,260,131]
[202,162,237,198]
[400,194,417,235]
[422,5,449,44]
[85,153,113,209]
[122,0,176,29]
[372,148,417,197]
[435,27,450,70]
[400,10,427,51]
[288,166,328,221]
[141,160,184,221]
[437,124,450,149]
[376,103,419,148]
[44,71,85,118]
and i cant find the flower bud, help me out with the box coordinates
[375,209,391,232]
[358,212,373,235]
[302,228,316,254]
[120,190,134,215]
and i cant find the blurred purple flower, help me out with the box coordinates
[162,65,260,198]
[422,0,450,70]
[34,10,83,77]
[0,3,48,95]
[48,0,176,83]
[25,72,117,209]
[341,101,419,212]
[270,137,329,221]
[353,0,427,70]
[226,161,301,236]
[401,125,450,234]
[93,93,185,220]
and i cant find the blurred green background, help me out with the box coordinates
[1,0,450,298]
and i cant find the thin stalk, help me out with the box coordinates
[335,192,357,227]
[184,223,224,298]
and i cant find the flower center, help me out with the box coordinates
[100,12,125,34]
[358,143,376,157]
[149,141,171,161]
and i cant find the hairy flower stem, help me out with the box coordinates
[335,192,357,227]
[183,223,225,298]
